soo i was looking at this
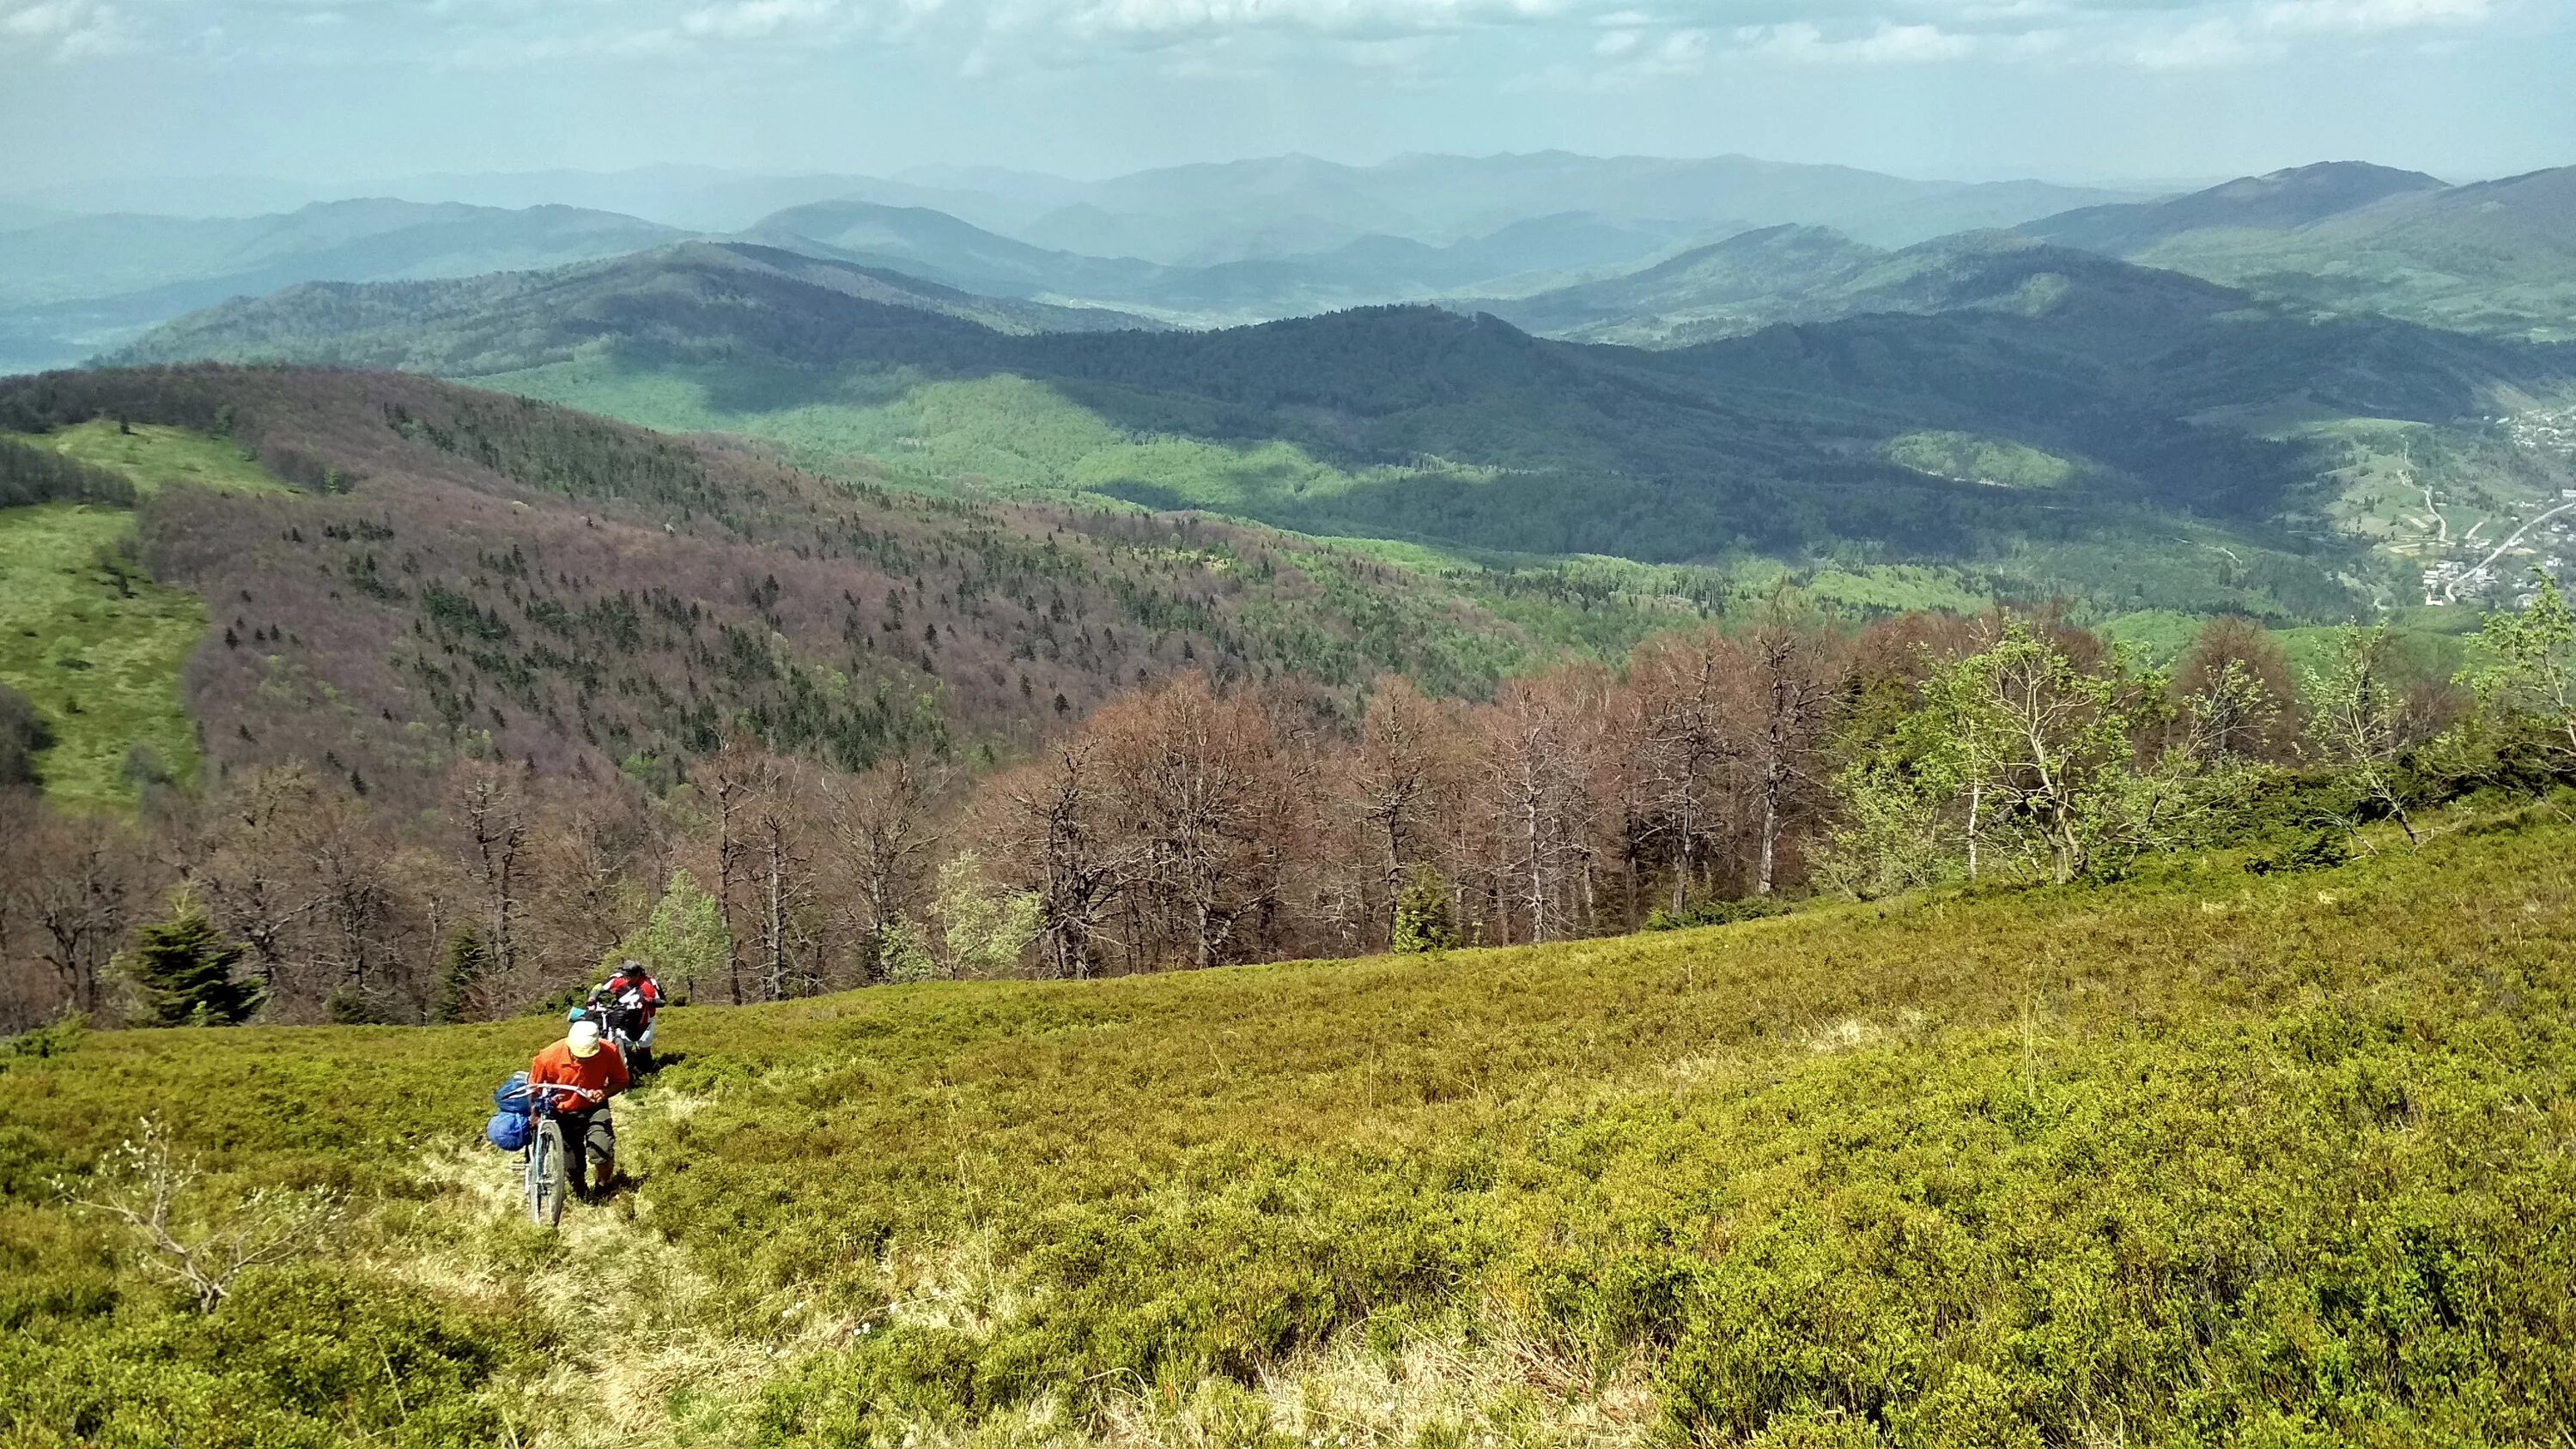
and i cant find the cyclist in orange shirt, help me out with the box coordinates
[528,1019,629,1200]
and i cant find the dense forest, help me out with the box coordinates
[13,554,2574,1031]
[9,363,2576,1033]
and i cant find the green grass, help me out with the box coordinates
[1880,431,2076,489]
[482,357,1464,515]
[0,504,204,808]
[0,424,288,807]
[15,419,290,498]
[9,806,2576,1444]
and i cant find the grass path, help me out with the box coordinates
[15,418,291,498]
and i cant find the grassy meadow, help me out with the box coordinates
[0,503,205,807]
[22,419,295,498]
[1878,433,2076,491]
[0,423,286,808]
[7,802,2576,1446]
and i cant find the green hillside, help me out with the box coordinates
[2020,163,2576,342]
[0,422,294,806]
[0,366,1762,810]
[113,239,2576,618]
[0,504,204,808]
[8,803,2576,1444]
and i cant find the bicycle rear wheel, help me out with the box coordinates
[527,1119,568,1227]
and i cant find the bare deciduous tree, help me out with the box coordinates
[58,1118,344,1312]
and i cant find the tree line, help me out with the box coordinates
[10,582,2576,1034]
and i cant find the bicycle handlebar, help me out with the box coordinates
[526,1080,617,1111]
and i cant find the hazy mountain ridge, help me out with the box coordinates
[2017,161,2576,338]
[742,197,1686,320]
[0,198,690,374]
[106,233,2576,618]
[2020,161,2449,255]
[101,241,1163,373]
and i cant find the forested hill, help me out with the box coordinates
[104,233,2576,616]
[2015,162,2576,340]
[2020,161,2450,256]
[101,241,1161,374]
[0,364,1611,810]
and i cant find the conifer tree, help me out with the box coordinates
[429,928,487,1025]
[124,889,263,1027]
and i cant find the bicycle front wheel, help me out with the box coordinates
[527,1120,568,1227]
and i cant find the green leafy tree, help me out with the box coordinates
[933,853,1041,980]
[601,869,729,1004]
[2304,623,2418,847]
[878,854,1041,982]
[122,888,263,1027]
[2464,571,2576,762]
[1389,864,1456,954]
[1826,618,2244,891]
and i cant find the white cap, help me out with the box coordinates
[568,1020,602,1058]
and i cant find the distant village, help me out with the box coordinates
[2411,404,2576,606]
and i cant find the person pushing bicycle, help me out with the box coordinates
[588,959,664,1071]
[527,1018,629,1201]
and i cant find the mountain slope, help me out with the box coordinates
[1484,224,1890,343]
[9,810,2576,1442]
[104,241,1163,373]
[2020,161,2447,255]
[0,364,1639,809]
[109,239,2576,613]
[2020,162,2576,339]
[0,198,688,373]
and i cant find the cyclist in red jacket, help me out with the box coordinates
[588,959,665,1072]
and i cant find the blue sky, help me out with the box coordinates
[2,0,2568,189]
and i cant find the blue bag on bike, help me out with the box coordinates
[492,1070,533,1113]
[484,1110,532,1151]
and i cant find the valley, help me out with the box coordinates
[10,0,2576,1435]
[7,66,2576,1445]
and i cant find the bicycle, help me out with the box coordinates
[574,998,654,1076]
[519,1082,605,1228]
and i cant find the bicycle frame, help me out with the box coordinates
[519,1089,599,1227]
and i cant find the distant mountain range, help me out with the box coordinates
[0,199,686,373]
[741,198,1684,322]
[0,153,2122,373]
[2017,161,2576,339]
[107,241,1161,374]
[963,152,2148,263]
[103,222,2576,619]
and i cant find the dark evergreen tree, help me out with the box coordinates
[429,928,487,1024]
[125,890,264,1027]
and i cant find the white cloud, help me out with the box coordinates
[0,0,132,57]
[678,0,839,40]
[1735,19,1978,63]
[1063,0,1565,44]
[2129,15,2255,64]
[2257,0,2488,33]
[0,0,2529,78]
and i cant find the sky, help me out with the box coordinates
[1,0,2570,194]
